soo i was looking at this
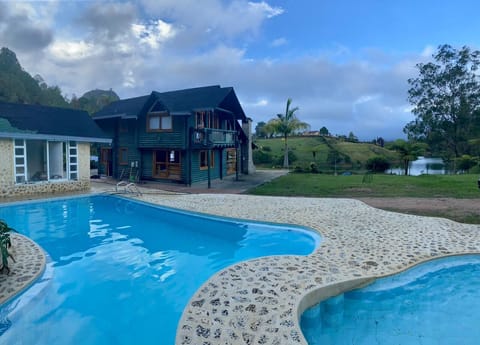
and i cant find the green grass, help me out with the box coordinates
[249,173,480,198]
[248,173,480,223]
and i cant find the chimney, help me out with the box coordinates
[242,117,256,174]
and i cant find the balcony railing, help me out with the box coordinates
[192,128,237,147]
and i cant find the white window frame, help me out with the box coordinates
[13,139,79,184]
[13,139,27,184]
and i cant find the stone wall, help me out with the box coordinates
[0,139,14,196]
[0,139,92,199]
[78,142,90,181]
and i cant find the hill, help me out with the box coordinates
[0,47,69,107]
[0,46,119,114]
[253,136,398,172]
[71,89,120,114]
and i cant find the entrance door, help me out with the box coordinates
[100,148,113,177]
[153,150,181,180]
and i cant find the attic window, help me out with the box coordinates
[147,112,172,131]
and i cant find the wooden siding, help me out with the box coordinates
[190,149,221,184]
[138,115,187,149]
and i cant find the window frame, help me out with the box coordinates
[146,111,173,132]
[119,147,128,165]
[199,150,215,170]
[13,139,79,184]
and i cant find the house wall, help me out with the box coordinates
[138,116,187,149]
[0,139,91,199]
[190,149,221,183]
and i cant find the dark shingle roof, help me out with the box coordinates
[91,95,150,119]
[0,102,111,142]
[92,85,247,121]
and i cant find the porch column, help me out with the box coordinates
[207,148,211,188]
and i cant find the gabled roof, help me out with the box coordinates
[92,85,247,121]
[0,102,111,143]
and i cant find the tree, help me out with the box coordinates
[405,44,480,158]
[388,139,426,175]
[319,126,330,136]
[366,156,391,173]
[255,121,268,138]
[266,98,309,168]
[347,131,358,142]
[456,154,477,173]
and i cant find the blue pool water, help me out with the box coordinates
[301,255,480,345]
[0,195,320,345]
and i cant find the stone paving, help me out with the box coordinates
[1,183,480,345]
[0,233,46,304]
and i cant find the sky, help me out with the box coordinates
[1,0,480,140]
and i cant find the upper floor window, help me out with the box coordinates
[147,112,172,131]
[119,119,129,133]
[195,110,219,129]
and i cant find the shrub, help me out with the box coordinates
[275,151,298,166]
[253,150,273,164]
[0,220,15,274]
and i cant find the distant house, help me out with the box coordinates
[0,102,111,198]
[92,85,255,186]
[302,131,320,136]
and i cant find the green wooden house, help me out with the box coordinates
[92,85,255,186]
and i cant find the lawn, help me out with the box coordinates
[249,173,480,198]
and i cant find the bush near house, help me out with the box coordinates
[0,220,15,274]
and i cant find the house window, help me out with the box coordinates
[196,110,219,129]
[147,112,172,131]
[14,139,79,183]
[153,150,181,180]
[119,147,128,165]
[200,150,214,170]
[119,120,129,133]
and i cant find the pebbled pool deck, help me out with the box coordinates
[1,190,480,344]
[0,233,46,304]
[130,193,480,345]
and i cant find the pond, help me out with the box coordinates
[387,156,446,176]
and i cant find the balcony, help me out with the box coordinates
[192,128,237,148]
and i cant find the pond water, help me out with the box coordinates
[387,156,446,176]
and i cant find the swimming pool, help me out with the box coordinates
[301,255,480,345]
[0,195,320,344]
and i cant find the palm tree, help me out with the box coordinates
[389,139,426,175]
[268,98,309,168]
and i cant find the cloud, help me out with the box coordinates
[270,37,288,47]
[7,1,423,140]
[79,2,138,40]
[140,0,284,50]
[131,20,177,49]
[0,2,54,52]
